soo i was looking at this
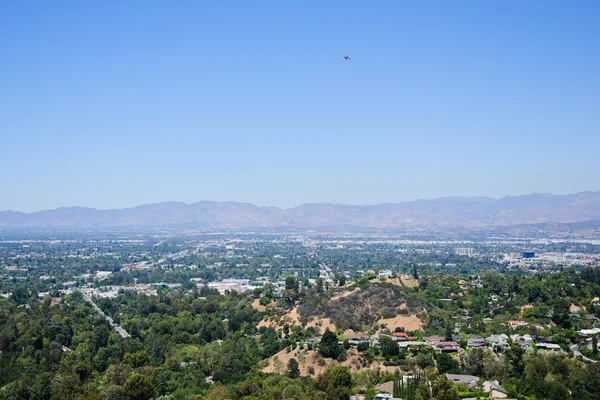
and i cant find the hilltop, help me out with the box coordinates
[258,277,426,335]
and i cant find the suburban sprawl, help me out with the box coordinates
[1,229,600,400]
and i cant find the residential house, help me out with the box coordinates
[535,343,562,352]
[397,341,429,349]
[578,328,600,337]
[373,394,399,400]
[510,334,533,343]
[467,338,487,349]
[306,337,322,346]
[483,380,509,398]
[374,381,394,393]
[517,341,533,351]
[486,334,509,351]
[345,334,370,346]
[446,374,480,388]
[507,320,528,329]
[471,279,484,288]
[378,270,393,278]
[424,336,446,344]
[436,341,461,352]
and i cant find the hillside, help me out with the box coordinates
[297,280,425,333]
[2,191,600,231]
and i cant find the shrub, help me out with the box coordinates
[357,342,370,352]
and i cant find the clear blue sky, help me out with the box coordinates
[1,1,599,212]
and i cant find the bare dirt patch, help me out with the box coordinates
[399,275,419,288]
[376,314,423,331]
[251,299,266,312]
[306,317,337,333]
[520,304,533,313]
[570,303,582,312]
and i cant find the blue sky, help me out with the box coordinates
[1,1,599,211]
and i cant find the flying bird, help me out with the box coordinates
[344,55,351,60]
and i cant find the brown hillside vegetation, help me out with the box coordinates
[262,347,401,376]
[331,287,361,301]
[258,306,337,334]
[251,299,266,312]
[298,282,425,332]
[377,313,423,331]
[400,275,419,288]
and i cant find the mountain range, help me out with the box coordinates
[2,191,600,230]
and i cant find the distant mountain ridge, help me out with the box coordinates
[2,191,600,230]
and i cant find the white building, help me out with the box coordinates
[378,270,393,278]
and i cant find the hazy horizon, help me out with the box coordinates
[3,188,600,214]
[2,1,599,212]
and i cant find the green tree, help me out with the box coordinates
[2,380,30,400]
[319,328,343,359]
[552,297,571,329]
[104,364,133,387]
[417,352,435,369]
[505,343,525,376]
[445,323,453,342]
[287,358,300,378]
[103,385,127,400]
[92,324,110,350]
[436,353,459,374]
[282,384,304,399]
[430,374,459,400]
[462,349,484,377]
[380,335,399,357]
[123,373,154,400]
[317,365,352,400]
[30,372,54,400]
[417,377,431,400]
[285,276,296,291]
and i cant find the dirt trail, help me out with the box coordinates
[331,288,361,301]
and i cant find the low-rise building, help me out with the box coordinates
[535,343,562,352]
[483,380,509,398]
[436,341,461,352]
[424,336,446,344]
[507,320,528,328]
[467,338,487,349]
[446,374,480,388]
[378,270,393,278]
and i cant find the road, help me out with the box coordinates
[84,295,131,338]
[570,344,597,363]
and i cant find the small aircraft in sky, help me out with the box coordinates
[343,55,351,60]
